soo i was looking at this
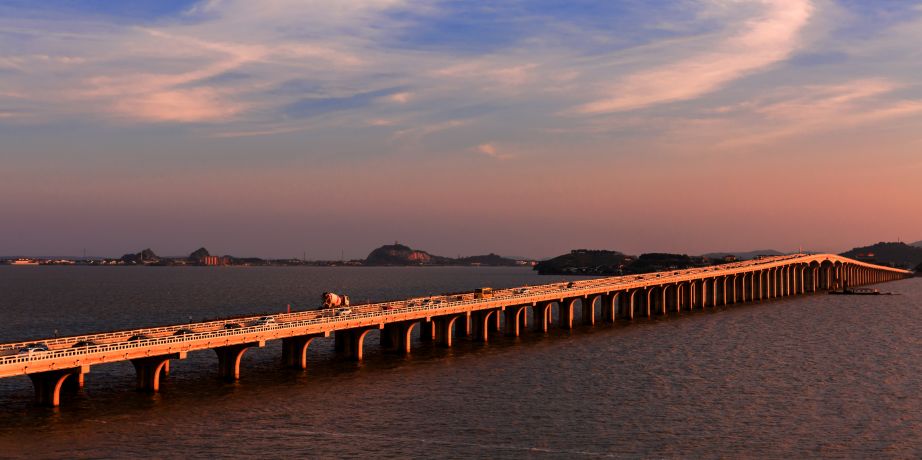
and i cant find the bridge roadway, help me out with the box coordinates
[0,254,910,406]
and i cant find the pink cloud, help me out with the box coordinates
[575,0,814,114]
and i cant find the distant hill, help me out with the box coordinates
[457,253,519,266]
[120,248,160,264]
[701,249,784,260]
[840,242,922,269]
[626,253,711,274]
[534,249,629,275]
[912,240,922,248]
[364,243,519,266]
[534,249,717,275]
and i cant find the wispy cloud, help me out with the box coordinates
[475,143,514,160]
[574,0,814,114]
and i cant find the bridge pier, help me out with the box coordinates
[335,326,382,361]
[380,321,418,353]
[215,341,264,381]
[533,302,553,332]
[282,333,328,369]
[559,298,578,329]
[471,308,502,342]
[581,296,596,326]
[503,306,529,337]
[131,352,186,392]
[28,365,90,407]
[418,320,436,343]
[434,314,466,347]
[600,293,618,322]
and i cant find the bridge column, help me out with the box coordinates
[435,314,465,347]
[643,288,655,317]
[624,291,637,320]
[335,326,382,361]
[28,366,90,407]
[131,352,186,391]
[659,286,669,315]
[533,302,553,332]
[455,313,471,339]
[707,278,716,306]
[418,320,436,343]
[472,308,502,342]
[380,321,418,353]
[504,306,528,337]
[215,341,264,381]
[601,293,618,322]
[282,333,328,368]
[581,296,596,326]
[559,298,578,329]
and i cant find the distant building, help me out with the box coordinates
[203,255,229,266]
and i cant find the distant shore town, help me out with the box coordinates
[2,241,920,275]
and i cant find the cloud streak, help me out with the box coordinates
[575,0,814,114]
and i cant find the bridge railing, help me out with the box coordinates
[0,254,804,355]
[2,254,906,367]
[0,255,807,366]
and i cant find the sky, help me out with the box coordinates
[1,0,921,259]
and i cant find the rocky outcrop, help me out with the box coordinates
[121,248,160,264]
[365,243,448,265]
[189,247,210,262]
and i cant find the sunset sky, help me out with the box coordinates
[2,0,921,259]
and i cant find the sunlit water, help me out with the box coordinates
[0,266,919,458]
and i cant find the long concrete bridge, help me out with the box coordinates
[0,254,910,407]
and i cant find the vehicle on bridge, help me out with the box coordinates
[474,287,493,299]
[254,316,277,326]
[18,343,49,354]
[322,292,350,308]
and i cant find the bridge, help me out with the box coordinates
[0,254,910,407]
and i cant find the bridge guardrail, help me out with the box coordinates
[1,254,909,368]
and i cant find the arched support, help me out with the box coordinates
[215,341,264,381]
[472,308,502,342]
[581,296,596,326]
[418,320,436,343]
[282,332,328,368]
[504,306,529,337]
[533,302,553,332]
[132,352,186,392]
[601,293,620,322]
[334,326,381,361]
[435,314,465,347]
[625,290,638,320]
[558,298,578,329]
[28,366,90,407]
[381,321,419,354]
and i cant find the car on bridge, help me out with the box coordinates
[18,343,49,354]
[223,322,243,329]
[254,316,277,326]
[71,340,97,348]
[128,334,150,341]
[173,328,195,336]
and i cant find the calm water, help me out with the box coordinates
[0,266,919,458]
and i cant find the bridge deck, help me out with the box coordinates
[0,253,910,381]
